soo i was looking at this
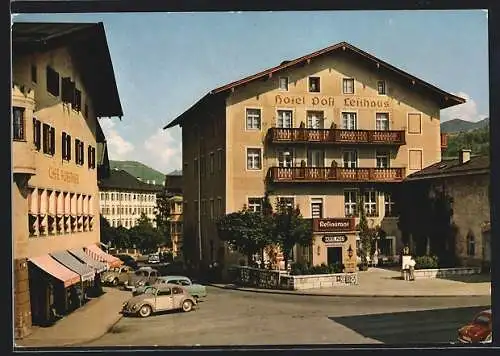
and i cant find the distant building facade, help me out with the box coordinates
[12,22,123,338]
[165,170,183,257]
[99,169,163,228]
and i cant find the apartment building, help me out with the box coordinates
[165,170,183,257]
[164,41,465,270]
[12,22,123,338]
[99,169,162,228]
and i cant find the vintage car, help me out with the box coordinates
[457,309,492,344]
[123,267,160,292]
[121,284,197,317]
[148,253,161,264]
[102,265,132,286]
[133,275,207,300]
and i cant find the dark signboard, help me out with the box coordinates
[313,218,355,232]
[322,235,348,244]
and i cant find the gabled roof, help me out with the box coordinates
[12,22,123,118]
[405,155,489,181]
[99,169,163,192]
[164,41,465,129]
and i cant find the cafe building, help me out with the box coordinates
[163,41,465,270]
[12,22,123,338]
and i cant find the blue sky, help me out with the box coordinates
[13,10,489,174]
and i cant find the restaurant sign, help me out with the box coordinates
[322,234,348,244]
[313,218,355,232]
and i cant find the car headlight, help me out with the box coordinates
[137,280,145,286]
[132,304,139,310]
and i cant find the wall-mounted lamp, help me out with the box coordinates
[347,244,354,259]
[316,246,321,256]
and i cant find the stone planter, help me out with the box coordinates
[401,267,481,280]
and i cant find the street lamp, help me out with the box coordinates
[347,244,354,259]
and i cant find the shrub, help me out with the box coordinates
[328,262,345,274]
[290,262,310,275]
[415,255,439,270]
[358,263,369,271]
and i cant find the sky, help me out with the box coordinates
[13,10,489,174]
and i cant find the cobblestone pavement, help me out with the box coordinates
[83,286,491,347]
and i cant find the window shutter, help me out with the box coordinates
[67,135,72,160]
[50,127,55,154]
[88,145,92,168]
[62,132,67,159]
[80,141,85,165]
[75,139,79,164]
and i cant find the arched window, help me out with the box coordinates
[466,232,475,256]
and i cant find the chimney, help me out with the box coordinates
[459,149,471,164]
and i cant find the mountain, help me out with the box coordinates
[109,160,165,185]
[442,124,489,158]
[440,117,489,133]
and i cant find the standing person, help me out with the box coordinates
[373,249,379,267]
[408,257,416,281]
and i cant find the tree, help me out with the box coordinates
[129,213,163,253]
[99,215,114,247]
[216,207,271,265]
[114,225,131,249]
[155,189,172,248]
[271,200,313,270]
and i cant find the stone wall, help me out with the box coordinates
[402,267,481,279]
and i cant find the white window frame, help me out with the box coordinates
[344,190,358,217]
[278,77,289,91]
[306,110,324,129]
[277,148,294,167]
[375,112,390,131]
[363,190,378,217]
[376,150,390,168]
[277,196,295,210]
[245,108,262,131]
[384,192,395,217]
[246,147,262,171]
[342,77,355,95]
[247,197,263,213]
[342,149,358,168]
[341,111,357,130]
[377,80,387,96]
[276,109,293,128]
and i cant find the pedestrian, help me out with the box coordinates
[408,257,416,281]
[372,249,379,267]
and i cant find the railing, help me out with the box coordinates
[268,128,406,145]
[268,166,405,183]
[441,133,448,149]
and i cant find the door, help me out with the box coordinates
[307,150,324,167]
[155,288,174,311]
[327,247,343,265]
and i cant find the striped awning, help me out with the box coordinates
[84,244,122,268]
[28,255,80,288]
[69,248,108,273]
[50,250,95,282]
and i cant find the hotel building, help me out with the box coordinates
[165,170,183,258]
[164,42,465,270]
[99,169,163,228]
[12,22,123,338]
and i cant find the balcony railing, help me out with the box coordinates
[267,166,405,183]
[267,128,406,145]
[441,133,448,149]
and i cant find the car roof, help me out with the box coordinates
[159,275,190,280]
[156,283,186,290]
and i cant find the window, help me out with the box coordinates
[278,197,294,209]
[246,108,261,130]
[376,150,390,168]
[46,66,60,97]
[277,149,293,167]
[309,77,320,92]
[408,113,422,134]
[364,190,378,217]
[88,146,96,168]
[409,150,423,170]
[246,148,262,170]
[42,124,55,155]
[384,193,395,217]
[341,112,357,130]
[311,198,323,218]
[12,107,25,141]
[33,118,41,151]
[73,88,82,111]
[343,78,355,94]
[466,233,475,256]
[307,111,324,129]
[342,150,358,168]
[277,110,293,128]
[84,102,89,118]
[62,132,72,161]
[157,288,172,296]
[247,198,263,213]
[209,152,214,174]
[31,65,37,83]
[210,199,214,219]
[217,149,223,171]
[61,77,75,103]
[377,80,386,95]
[344,190,358,217]
[75,139,84,165]
[376,113,390,130]
[279,77,289,91]
[307,149,324,167]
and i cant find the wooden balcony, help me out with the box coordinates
[441,133,448,149]
[267,128,406,146]
[267,166,405,183]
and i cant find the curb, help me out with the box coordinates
[206,283,490,298]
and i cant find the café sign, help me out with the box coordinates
[48,167,79,184]
[313,218,354,232]
[322,234,348,244]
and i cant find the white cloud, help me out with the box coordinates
[143,128,182,174]
[99,118,135,160]
[441,92,488,122]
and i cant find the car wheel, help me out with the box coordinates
[139,305,152,318]
[182,300,193,312]
[112,278,119,286]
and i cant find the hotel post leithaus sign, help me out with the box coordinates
[312,218,355,233]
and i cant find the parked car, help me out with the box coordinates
[457,309,492,344]
[133,275,207,300]
[148,253,161,264]
[114,254,138,270]
[102,265,132,286]
[124,267,160,292]
[121,284,197,317]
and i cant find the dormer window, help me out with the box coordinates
[343,78,355,94]
[309,77,320,93]
[377,80,387,95]
[279,77,289,91]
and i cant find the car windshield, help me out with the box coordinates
[144,287,156,294]
[474,314,490,325]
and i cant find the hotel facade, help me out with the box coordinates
[164,42,465,270]
[12,23,123,338]
[165,170,184,258]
